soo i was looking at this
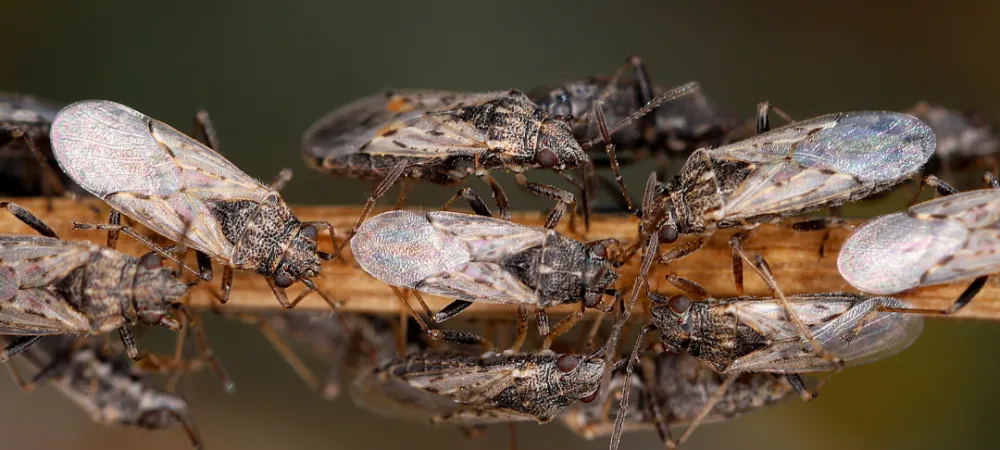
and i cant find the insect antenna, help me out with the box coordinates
[581,82,700,150]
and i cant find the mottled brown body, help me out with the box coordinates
[7,336,201,448]
[652,297,773,373]
[351,349,604,425]
[561,352,792,439]
[497,232,618,308]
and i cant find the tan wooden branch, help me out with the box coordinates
[5,198,1000,320]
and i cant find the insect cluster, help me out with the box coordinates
[1,55,998,449]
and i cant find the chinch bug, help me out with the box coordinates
[558,352,793,442]
[303,83,699,255]
[349,347,605,426]
[5,336,204,449]
[0,202,194,361]
[839,173,1000,314]
[0,92,79,199]
[351,200,622,349]
[48,100,338,310]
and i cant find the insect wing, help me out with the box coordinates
[304,90,501,160]
[0,289,92,335]
[839,189,1000,294]
[707,112,935,219]
[50,100,271,259]
[0,235,95,288]
[425,212,550,259]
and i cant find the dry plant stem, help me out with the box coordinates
[6,198,1000,320]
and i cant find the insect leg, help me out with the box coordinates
[924,174,960,196]
[542,304,586,349]
[192,110,221,151]
[593,102,634,211]
[672,374,738,448]
[180,306,235,393]
[118,327,140,360]
[72,220,211,280]
[511,305,529,352]
[984,171,1000,189]
[442,187,493,217]
[514,172,576,230]
[389,287,493,350]
[331,161,409,259]
[755,101,796,134]
[582,82,700,149]
[535,309,551,336]
[663,274,710,300]
[269,168,294,191]
[879,275,989,316]
[743,252,845,368]
[0,201,59,238]
[290,278,342,311]
[478,171,512,221]
[0,336,44,362]
[169,410,205,450]
[783,374,818,401]
[433,300,475,323]
[248,314,321,393]
[658,237,707,265]
[610,324,656,450]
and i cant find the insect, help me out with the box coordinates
[48,100,338,310]
[349,347,605,426]
[351,207,621,348]
[838,174,1000,314]
[0,92,79,198]
[232,311,396,399]
[634,108,936,292]
[530,56,744,159]
[0,201,193,361]
[302,83,699,254]
[5,336,203,449]
[905,101,998,176]
[559,352,793,442]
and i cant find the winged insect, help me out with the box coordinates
[48,100,338,310]
[349,347,604,426]
[0,201,194,360]
[303,83,699,255]
[559,352,793,442]
[351,202,622,348]
[839,173,1000,314]
[5,336,204,449]
[0,92,79,199]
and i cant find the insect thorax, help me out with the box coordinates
[684,302,771,373]
[53,252,133,332]
[463,94,553,167]
[499,236,595,307]
[211,193,304,276]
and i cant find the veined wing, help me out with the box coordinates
[839,189,1000,294]
[0,289,92,335]
[50,100,272,259]
[0,235,98,288]
[725,294,858,343]
[417,261,539,305]
[707,112,934,219]
[303,90,503,160]
[426,212,550,261]
[352,211,471,288]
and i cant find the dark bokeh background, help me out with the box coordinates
[3,1,1000,449]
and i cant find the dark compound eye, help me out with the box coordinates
[669,295,691,314]
[579,390,599,404]
[139,310,165,326]
[300,225,318,241]
[584,292,603,309]
[556,354,581,373]
[274,273,294,288]
[659,226,679,243]
[591,242,607,258]
[537,148,560,168]
[139,253,163,270]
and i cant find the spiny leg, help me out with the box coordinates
[331,162,409,259]
[515,173,576,230]
[72,220,211,281]
[478,171,511,221]
[542,304,585,349]
[0,202,58,238]
[0,336,44,362]
[442,187,493,217]
[390,287,493,350]
[118,327,140,360]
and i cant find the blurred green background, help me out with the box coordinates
[3,1,1000,449]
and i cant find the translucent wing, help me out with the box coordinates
[0,289,92,335]
[417,261,539,305]
[0,235,99,288]
[727,295,923,373]
[839,189,1000,294]
[425,212,550,260]
[703,112,935,219]
[303,90,504,160]
[50,100,273,259]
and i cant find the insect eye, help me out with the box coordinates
[139,310,165,326]
[591,242,607,258]
[537,149,560,168]
[579,390,599,404]
[669,295,691,314]
[139,253,163,270]
[556,354,581,373]
[584,292,603,308]
[274,273,295,288]
[300,225,318,241]
[659,226,679,243]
